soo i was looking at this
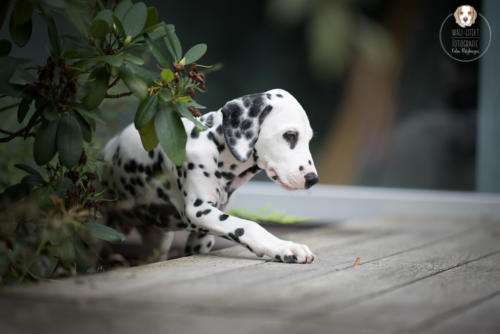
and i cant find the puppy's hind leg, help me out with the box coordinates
[184,231,215,256]
[137,225,174,261]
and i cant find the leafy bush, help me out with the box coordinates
[0,0,213,284]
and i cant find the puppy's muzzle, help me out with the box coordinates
[304,172,319,189]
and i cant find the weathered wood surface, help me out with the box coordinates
[1,215,499,334]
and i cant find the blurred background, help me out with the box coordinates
[2,0,497,193]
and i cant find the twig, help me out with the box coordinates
[105,91,132,98]
[0,102,20,113]
[108,76,120,88]
[0,119,41,142]
[0,128,15,135]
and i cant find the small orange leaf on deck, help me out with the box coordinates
[353,257,361,267]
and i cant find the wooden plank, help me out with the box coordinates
[0,215,473,302]
[0,298,285,334]
[114,217,483,311]
[426,292,500,334]
[0,216,497,334]
[274,242,500,333]
[0,222,371,300]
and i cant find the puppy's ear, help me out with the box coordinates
[471,7,478,24]
[221,94,273,162]
[454,6,461,24]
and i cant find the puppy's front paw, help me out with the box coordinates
[272,241,315,264]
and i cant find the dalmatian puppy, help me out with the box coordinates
[454,5,477,28]
[101,89,318,264]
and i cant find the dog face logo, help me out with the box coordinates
[454,5,478,28]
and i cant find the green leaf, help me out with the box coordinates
[138,119,158,151]
[17,97,32,122]
[9,17,32,47]
[97,55,123,67]
[72,59,96,71]
[74,111,92,142]
[43,106,59,121]
[56,114,83,167]
[185,99,206,109]
[158,88,171,101]
[0,39,12,56]
[144,22,166,37]
[47,19,61,56]
[184,43,207,64]
[14,163,43,181]
[155,104,186,165]
[144,7,158,31]
[24,104,44,136]
[75,107,105,127]
[177,103,206,131]
[122,2,147,38]
[119,64,147,100]
[124,54,144,65]
[135,94,158,130]
[64,6,87,37]
[21,174,45,186]
[63,49,80,58]
[112,15,125,38]
[0,56,30,83]
[95,9,113,26]
[114,0,132,20]
[30,255,57,278]
[164,24,182,61]
[122,62,155,85]
[39,8,61,56]
[144,33,168,67]
[161,68,174,83]
[34,120,59,165]
[83,66,109,110]
[57,240,75,264]
[177,96,192,103]
[11,0,33,26]
[86,223,125,243]
[90,19,109,39]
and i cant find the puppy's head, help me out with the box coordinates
[222,89,318,190]
[454,5,477,27]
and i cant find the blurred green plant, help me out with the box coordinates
[229,205,313,224]
[0,0,213,284]
[267,0,397,79]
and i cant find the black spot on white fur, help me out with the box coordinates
[222,93,272,162]
[100,90,315,263]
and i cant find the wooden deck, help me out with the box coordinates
[1,215,499,334]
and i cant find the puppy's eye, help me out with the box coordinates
[283,131,298,149]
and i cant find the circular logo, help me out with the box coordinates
[439,5,491,62]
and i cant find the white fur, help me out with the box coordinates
[101,89,317,263]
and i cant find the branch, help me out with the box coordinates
[0,128,15,135]
[105,91,132,98]
[0,102,20,113]
[108,76,120,88]
[0,119,40,142]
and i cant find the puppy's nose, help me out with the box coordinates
[304,172,319,189]
[464,17,468,21]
